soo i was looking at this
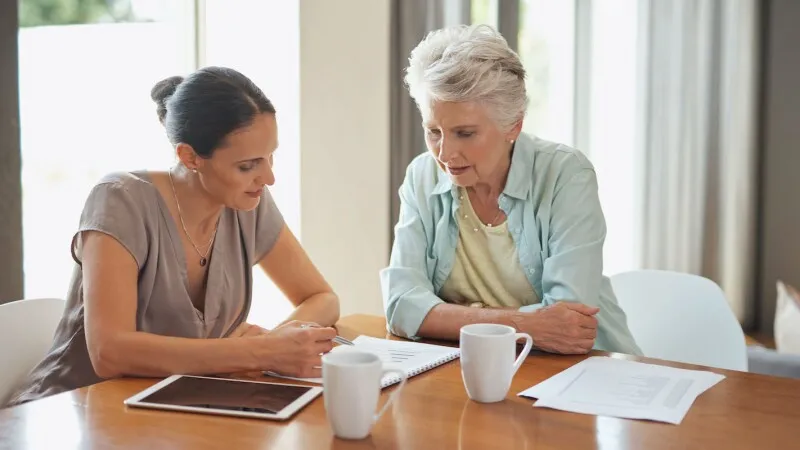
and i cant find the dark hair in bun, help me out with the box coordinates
[150,67,276,158]
[150,75,184,125]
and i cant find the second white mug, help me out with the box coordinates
[460,323,533,403]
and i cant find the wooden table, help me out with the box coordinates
[1,314,799,449]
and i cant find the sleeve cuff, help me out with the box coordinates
[519,303,545,313]
[387,288,444,339]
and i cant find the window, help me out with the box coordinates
[19,0,197,298]
[471,0,499,28]
[517,0,576,146]
[19,0,300,328]
[473,0,575,145]
[583,0,641,276]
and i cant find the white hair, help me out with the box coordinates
[404,24,528,130]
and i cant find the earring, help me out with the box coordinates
[509,139,515,144]
[191,168,197,173]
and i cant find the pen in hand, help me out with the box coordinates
[299,323,354,346]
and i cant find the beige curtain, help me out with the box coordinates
[640,0,760,327]
[0,0,23,303]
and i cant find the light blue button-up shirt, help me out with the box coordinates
[380,133,642,355]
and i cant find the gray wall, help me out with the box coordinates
[0,0,23,304]
[757,0,800,333]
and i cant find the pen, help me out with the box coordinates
[299,324,354,346]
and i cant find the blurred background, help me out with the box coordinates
[0,0,797,343]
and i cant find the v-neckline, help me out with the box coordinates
[135,171,225,325]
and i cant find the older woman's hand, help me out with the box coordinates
[518,302,599,354]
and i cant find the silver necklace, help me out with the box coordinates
[168,168,218,267]
[465,189,504,229]
[485,209,504,227]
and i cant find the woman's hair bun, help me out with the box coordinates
[150,75,184,124]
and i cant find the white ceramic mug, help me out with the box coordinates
[322,350,407,440]
[460,323,533,403]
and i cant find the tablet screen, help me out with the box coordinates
[138,376,314,414]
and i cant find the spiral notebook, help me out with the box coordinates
[265,335,461,388]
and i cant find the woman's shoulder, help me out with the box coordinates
[402,152,443,194]
[92,170,152,191]
[75,171,158,269]
[504,133,598,201]
[86,171,160,203]
[523,133,594,176]
[80,171,161,222]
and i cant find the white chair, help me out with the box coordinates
[610,270,748,371]
[0,298,66,406]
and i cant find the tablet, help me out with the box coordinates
[123,374,323,421]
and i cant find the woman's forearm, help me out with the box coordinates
[279,292,340,327]
[417,303,522,340]
[91,331,259,379]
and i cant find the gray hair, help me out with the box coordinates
[404,24,528,130]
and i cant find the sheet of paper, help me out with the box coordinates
[519,356,725,424]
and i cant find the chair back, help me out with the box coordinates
[0,298,66,406]
[610,270,747,371]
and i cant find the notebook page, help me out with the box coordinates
[263,335,460,387]
[351,336,460,387]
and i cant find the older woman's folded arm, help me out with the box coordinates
[540,166,605,307]
[540,164,642,355]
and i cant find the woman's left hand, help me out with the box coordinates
[229,322,270,338]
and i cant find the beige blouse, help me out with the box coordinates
[439,187,539,307]
[8,171,284,406]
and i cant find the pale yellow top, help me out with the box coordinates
[439,187,539,308]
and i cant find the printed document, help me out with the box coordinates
[518,356,725,424]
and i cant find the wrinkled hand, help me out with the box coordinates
[255,320,336,378]
[518,302,599,354]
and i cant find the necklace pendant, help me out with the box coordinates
[199,257,207,267]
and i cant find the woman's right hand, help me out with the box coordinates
[518,302,599,354]
[254,320,336,378]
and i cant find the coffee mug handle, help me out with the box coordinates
[373,367,407,423]
[511,332,533,375]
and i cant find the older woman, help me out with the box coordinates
[381,25,641,355]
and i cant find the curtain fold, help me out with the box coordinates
[0,0,23,303]
[640,0,760,326]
